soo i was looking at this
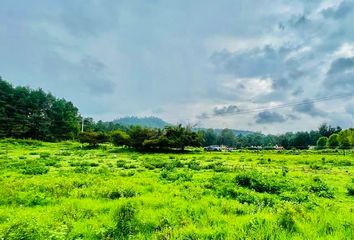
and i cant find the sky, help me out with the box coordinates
[1,0,354,134]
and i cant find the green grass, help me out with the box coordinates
[0,139,353,239]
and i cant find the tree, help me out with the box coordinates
[203,129,217,146]
[0,78,80,141]
[78,132,109,147]
[111,130,131,146]
[292,132,310,149]
[142,135,170,149]
[319,123,341,138]
[128,126,158,149]
[0,78,14,137]
[217,128,235,146]
[309,130,321,146]
[261,135,276,147]
[338,130,351,149]
[277,133,293,149]
[48,99,80,140]
[316,137,328,150]
[244,133,263,147]
[164,124,200,150]
[327,134,339,149]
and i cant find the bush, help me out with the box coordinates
[316,137,328,150]
[160,169,193,182]
[107,188,137,199]
[22,164,49,175]
[235,172,288,194]
[117,160,127,168]
[307,177,334,198]
[347,183,354,196]
[327,134,339,149]
[220,187,276,206]
[143,158,169,169]
[2,220,45,240]
[111,130,131,146]
[113,202,138,238]
[78,131,109,147]
[278,207,297,232]
[186,160,200,170]
[39,152,51,159]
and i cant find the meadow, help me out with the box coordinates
[0,139,353,240]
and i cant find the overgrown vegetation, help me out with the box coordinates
[0,139,352,239]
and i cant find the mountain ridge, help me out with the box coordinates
[114,116,254,136]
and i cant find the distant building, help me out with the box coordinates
[274,145,285,150]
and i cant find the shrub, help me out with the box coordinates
[117,160,127,168]
[347,183,354,196]
[2,220,45,240]
[39,152,51,159]
[73,166,89,173]
[316,137,328,150]
[113,202,138,238]
[160,169,193,182]
[280,191,309,203]
[281,166,289,177]
[44,157,60,167]
[108,188,137,199]
[327,134,339,149]
[78,131,109,147]
[111,130,131,146]
[143,158,168,169]
[70,161,99,167]
[186,160,200,170]
[22,164,49,175]
[307,177,334,198]
[278,207,297,232]
[235,172,287,194]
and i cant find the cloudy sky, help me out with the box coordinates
[1,0,354,133]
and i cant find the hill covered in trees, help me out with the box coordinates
[113,116,170,128]
[198,128,254,137]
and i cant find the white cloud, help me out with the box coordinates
[1,0,354,133]
[333,43,354,58]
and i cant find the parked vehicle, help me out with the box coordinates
[204,145,222,151]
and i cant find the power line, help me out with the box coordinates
[231,92,354,115]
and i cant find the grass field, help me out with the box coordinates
[0,139,353,239]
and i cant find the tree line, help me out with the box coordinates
[1,77,350,150]
[0,77,81,141]
[197,123,342,149]
[79,122,345,151]
[316,128,354,149]
[79,125,200,151]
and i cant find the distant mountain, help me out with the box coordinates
[195,128,255,136]
[114,116,256,136]
[113,116,170,128]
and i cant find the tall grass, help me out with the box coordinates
[0,139,353,239]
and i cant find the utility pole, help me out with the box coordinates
[81,118,84,132]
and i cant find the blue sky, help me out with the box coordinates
[1,0,354,133]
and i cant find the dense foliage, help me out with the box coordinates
[197,123,344,149]
[0,77,80,141]
[114,116,169,128]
